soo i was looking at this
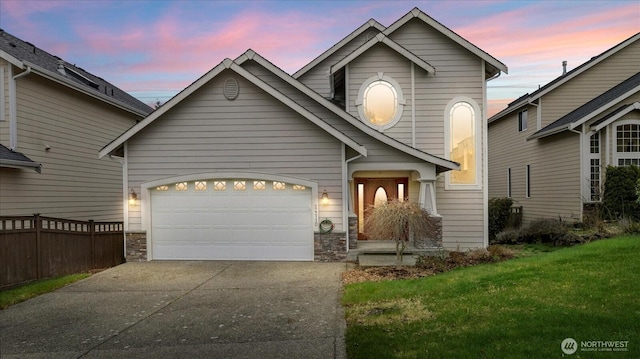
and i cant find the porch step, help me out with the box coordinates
[357,254,417,267]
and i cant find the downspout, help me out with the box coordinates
[107,152,128,258]
[9,65,32,150]
[343,145,363,254]
[568,126,584,221]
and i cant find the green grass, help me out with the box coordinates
[343,236,640,358]
[0,273,90,309]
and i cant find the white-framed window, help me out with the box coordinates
[525,165,531,198]
[588,132,601,202]
[615,121,640,166]
[355,73,405,130]
[445,97,481,189]
[518,109,528,132]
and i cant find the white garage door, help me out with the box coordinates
[150,179,313,261]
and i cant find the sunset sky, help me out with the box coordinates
[1,0,638,115]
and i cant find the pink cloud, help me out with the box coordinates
[73,7,333,92]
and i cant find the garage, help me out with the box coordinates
[149,178,314,261]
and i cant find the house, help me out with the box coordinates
[488,33,640,224]
[100,8,507,261]
[0,29,152,221]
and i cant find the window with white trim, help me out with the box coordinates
[589,133,601,201]
[615,122,640,166]
[518,109,528,132]
[446,99,480,188]
[356,74,405,130]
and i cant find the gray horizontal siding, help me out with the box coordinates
[126,70,345,230]
[297,29,379,97]
[0,69,138,221]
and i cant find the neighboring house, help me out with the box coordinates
[0,29,152,221]
[488,33,640,224]
[100,8,507,261]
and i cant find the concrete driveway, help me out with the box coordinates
[0,261,347,359]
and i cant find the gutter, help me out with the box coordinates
[0,158,41,173]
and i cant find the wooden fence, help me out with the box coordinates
[0,214,125,289]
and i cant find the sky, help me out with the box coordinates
[0,0,638,116]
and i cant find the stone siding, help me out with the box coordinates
[125,231,147,262]
[314,231,347,262]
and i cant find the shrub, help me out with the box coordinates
[488,197,514,241]
[364,200,439,261]
[619,217,640,234]
[487,245,515,260]
[603,165,640,220]
[492,229,520,245]
[518,218,568,244]
[553,232,585,247]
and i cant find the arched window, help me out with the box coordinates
[356,74,405,130]
[373,186,388,207]
[445,98,480,188]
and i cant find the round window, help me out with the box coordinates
[357,75,404,130]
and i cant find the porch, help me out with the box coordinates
[346,240,445,266]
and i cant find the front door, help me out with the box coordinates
[354,178,408,240]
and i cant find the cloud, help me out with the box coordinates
[67,6,335,92]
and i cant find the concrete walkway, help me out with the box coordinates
[0,261,347,359]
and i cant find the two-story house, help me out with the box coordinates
[0,30,153,222]
[100,8,507,261]
[488,33,640,224]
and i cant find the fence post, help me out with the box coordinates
[89,220,96,269]
[34,213,43,280]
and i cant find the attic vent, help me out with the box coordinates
[365,31,377,42]
[223,78,239,100]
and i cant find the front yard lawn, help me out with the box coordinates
[343,235,640,358]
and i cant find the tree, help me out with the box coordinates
[364,199,439,262]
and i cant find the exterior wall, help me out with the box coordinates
[0,68,139,221]
[125,69,345,231]
[297,28,381,97]
[390,18,484,157]
[390,18,486,249]
[489,113,582,223]
[539,40,640,129]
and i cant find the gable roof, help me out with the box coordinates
[234,50,459,172]
[527,72,640,140]
[0,143,41,173]
[591,102,640,132]
[383,8,507,78]
[100,55,367,159]
[0,29,152,116]
[490,32,640,124]
[294,7,507,81]
[293,19,385,79]
[329,33,435,75]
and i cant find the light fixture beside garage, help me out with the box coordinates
[128,189,137,205]
[321,190,329,205]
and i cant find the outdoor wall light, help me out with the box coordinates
[321,190,329,206]
[128,189,138,205]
